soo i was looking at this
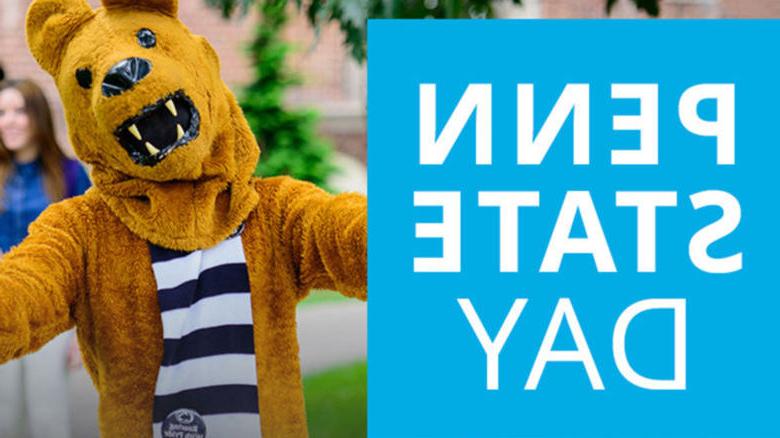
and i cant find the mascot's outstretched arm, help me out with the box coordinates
[276,178,367,301]
[0,201,86,364]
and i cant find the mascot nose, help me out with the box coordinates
[102,58,152,97]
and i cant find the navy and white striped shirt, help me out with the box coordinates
[149,229,262,437]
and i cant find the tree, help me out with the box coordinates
[206,0,335,187]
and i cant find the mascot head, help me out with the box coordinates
[26,0,259,182]
[25,0,261,250]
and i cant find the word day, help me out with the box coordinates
[458,297,686,391]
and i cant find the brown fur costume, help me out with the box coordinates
[0,0,366,436]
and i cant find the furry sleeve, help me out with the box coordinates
[275,177,367,301]
[0,198,87,363]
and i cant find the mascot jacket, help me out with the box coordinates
[0,0,367,437]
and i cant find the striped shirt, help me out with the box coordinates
[149,228,262,437]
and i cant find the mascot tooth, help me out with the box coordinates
[0,0,367,437]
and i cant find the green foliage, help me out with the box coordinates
[607,0,659,16]
[210,0,661,63]
[303,362,367,438]
[236,0,335,187]
[205,0,253,17]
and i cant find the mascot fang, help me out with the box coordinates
[0,0,367,437]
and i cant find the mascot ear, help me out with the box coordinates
[101,0,178,16]
[26,0,95,76]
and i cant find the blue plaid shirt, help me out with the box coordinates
[0,160,90,253]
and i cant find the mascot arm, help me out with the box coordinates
[280,178,367,301]
[0,201,86,364]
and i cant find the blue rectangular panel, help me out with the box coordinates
[368,20,779,438]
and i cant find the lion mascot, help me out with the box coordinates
[0,0,367,436]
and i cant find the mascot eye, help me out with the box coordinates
[137,29,157,49]
[76,68,92,89]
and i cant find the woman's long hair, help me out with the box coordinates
[0,79,67,203]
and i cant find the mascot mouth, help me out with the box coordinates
[114,91,200,166]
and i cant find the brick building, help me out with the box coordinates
[1,0,779,164]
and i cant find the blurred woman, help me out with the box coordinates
[0,79,90,438]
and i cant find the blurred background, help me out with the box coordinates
[1,0,779,437]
